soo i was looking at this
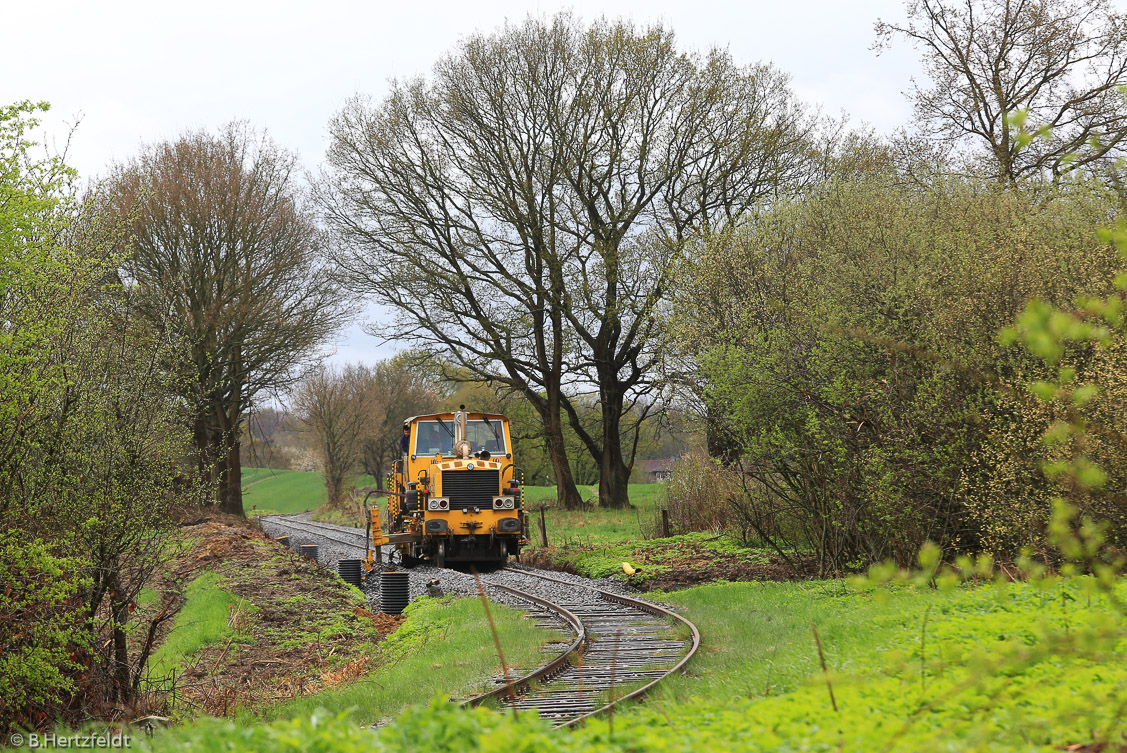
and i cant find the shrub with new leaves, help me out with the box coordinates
[0,535,87,735]
[663,453,740,536]
[675,176,1124,571]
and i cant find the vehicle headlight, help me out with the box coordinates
[493,496,515,510]
[428,498,449,511]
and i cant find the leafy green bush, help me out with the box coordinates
[0,534,88,735]
[676,176,1125,570]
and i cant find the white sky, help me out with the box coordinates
[4,0,924,365]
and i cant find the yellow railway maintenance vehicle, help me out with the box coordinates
[366,407,527,569]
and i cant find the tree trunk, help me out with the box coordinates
[598,453,632,509]
[193,415,215,500]
[110,580,133,704]
[596,387,632,509]
[544,406,584,510]
[218,430,244,516]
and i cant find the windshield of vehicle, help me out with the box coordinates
[465,419,506,453]
[413,419,506,455]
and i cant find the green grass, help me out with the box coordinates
[140,575,1127,752]
[524,483,666,547]
[543,531,771,582]
[643,578,949,702]
[148,571,254,678]
[242,468,377,516]
[136,586,159,609]
[240,467,282,486]
[234,594,565,726]
[610,576,1127,750]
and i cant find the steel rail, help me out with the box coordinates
[259,515,700,728]
[259,515,368,552]
[460,585,588,708]
[482,568,701,728]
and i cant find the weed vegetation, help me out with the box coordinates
[137,571,1126,752]
[541,533,771,580]
[147,571,252,679]
[230,594,566,727]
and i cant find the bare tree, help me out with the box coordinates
[102,123,350,516]
[358,354,442,489]
[294,365,375,508]
[875,0,1127,181]
[320,14,816,508]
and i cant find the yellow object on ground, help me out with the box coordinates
[622,562,636,575]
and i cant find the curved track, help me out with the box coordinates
[464,569,700,727]
[257,515,700,727]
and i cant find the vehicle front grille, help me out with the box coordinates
[441,469,500,510]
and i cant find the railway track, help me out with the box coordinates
[260,514,369,551]
[464,569,700,727]
[256,514,700,727]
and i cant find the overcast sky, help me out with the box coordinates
[4,0,924,366]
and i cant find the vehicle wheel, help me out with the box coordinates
[436,540,446,569]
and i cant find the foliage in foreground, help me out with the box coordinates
[140,571,1126,752]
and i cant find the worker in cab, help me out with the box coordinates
[401,424,410,456]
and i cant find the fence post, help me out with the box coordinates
[538,506,549,547]
[661,509,671,538]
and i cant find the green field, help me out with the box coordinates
[520,483,667,546]
[241,468,377,516]
[243,469,667,546]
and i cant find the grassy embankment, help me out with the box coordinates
[238,594,566,725]
[139,521,566,726]
[147,571,255,679]
[139,574,1127,752]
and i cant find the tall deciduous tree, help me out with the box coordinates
[1,101,210,720]
[103,124,349,516]
[320,14,816,509]
[875,0,1127,181]
[294,364,375,508]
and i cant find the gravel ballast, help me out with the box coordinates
[257,514,638,611]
